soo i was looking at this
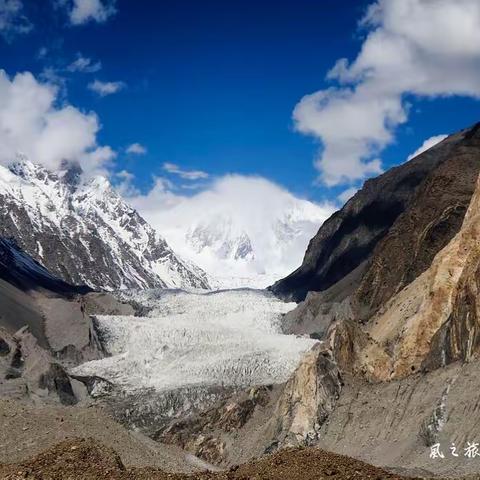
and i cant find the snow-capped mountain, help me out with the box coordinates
[0,158,210,291]
[134,177,334,289]
[183,207,329,289]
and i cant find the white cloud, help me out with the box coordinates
[0,0,32,40]
[126,143,147,155]
[114,169,140,197]
[407,134,448,161]
[295,0,480,186]
[0,70,115,175]
[39,67,66,91]
[338,186,359,204]
[67,54,102,73]
[60,0,117,25]
[128,175,335,286]
[163,162,209,180]
[88,79,125,96]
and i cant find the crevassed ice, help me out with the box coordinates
[73,289,317,392]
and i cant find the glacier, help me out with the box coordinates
[73,289,317,394]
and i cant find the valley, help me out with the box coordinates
[3,79,480,480]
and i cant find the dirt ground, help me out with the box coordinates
[0,437,419,480]
[0,399,201,473]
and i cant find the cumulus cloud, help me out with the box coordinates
[407,134,448,161]
[163,162,209,180]
[88,79,125,96]
[0,70,115,175]
[58,0,117,25]
[126,143,147,155]
[0,0,32,41]
[67,54,102,73]
[295,0,480,186]
[128,175,335,285]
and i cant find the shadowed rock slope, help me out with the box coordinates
[271,126,478,307]
[0,238,133,405]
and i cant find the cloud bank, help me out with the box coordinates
[295,0,480,186]
[128,174,334,287]
[0,70,114,175]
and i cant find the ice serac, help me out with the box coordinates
[0,159,209,291]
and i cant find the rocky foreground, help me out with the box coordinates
[0,438,418,480]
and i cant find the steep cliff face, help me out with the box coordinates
[274,123,480,382]
[271,129,470,303]
[265,344,342,448]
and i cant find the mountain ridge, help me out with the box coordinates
[0,158,210,291]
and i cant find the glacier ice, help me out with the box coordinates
[73,289,317,394]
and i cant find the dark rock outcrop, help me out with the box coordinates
[271,129,470,303]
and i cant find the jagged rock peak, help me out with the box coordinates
[0,158,210,291]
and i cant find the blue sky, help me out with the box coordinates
[1,0,480,204]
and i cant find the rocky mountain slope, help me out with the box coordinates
[271,128,472,303]
[272,123,480,380]
[0,159,209,291]
[0,237,100,406]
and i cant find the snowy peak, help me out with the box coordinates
[0,159,210,291]
[186,214,255,262]
[150,190,333,289]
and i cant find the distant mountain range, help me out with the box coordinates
[0,159,210,291]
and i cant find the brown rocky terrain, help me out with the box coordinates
[0,437,419,480]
